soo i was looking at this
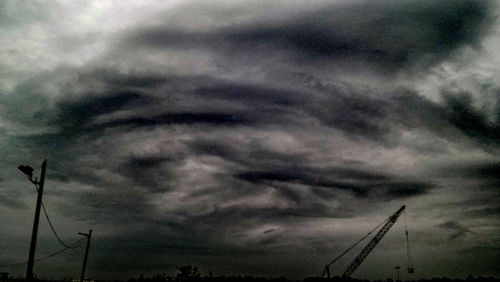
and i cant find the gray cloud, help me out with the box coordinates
[54,91,154,132]
[235,168,432,198]
[436,220,475,240]
[127,0,494,72]
[0,189,29,210]
[1,0,500,280]
[442,91,500,145]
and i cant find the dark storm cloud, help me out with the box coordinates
[442,92,500,145]
[459,245,500,266]
[236,167,432,198]
[188,139,308,168]
[438,161,500,182]
[195,83,296,107]
[119,156,178,192]
[308,93,390,141]
[2,0,500,280]
[263,229,276,234]
[45,71,305,135]
[175,77,397,142]
[52,71,302,133]
[124,156,172,171]
[91,69,170,89]
[15,67,496,157]
[55,91,153,133]
[185,84,495,153]
[465,206,500,218]
[8,68,450,224]
[187,136,434,205]
[11,73,258,156]
[57,186,156,225]
[391,89,500,149]
[86,72,497,150]
[0,190,28,209]
[5,67,489,239]
[460,162,500,180]
[128,0,494,71]
[5,87,154,157]
[190,205,330,228]
[436,220,475,240]
[99,112,249,129]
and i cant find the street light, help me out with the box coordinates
[17,165,34,181]
[18,159,47,281]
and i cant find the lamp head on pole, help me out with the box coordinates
[18,165,34,180]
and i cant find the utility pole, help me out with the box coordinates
[24,159,47,281]
[395,266,401,282]
[78,229,92,282]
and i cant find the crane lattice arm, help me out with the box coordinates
[342,205,406,277]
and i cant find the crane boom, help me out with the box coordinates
[342,205,406,277]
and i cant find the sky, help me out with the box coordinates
[0,0,499,280]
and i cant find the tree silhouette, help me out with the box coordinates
[176,265,201,281]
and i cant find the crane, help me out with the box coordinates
[322,205,411,278]
[404,210,415,273]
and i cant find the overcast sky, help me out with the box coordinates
[1,0,499,280]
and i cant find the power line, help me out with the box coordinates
[0,238,86,268]
[41,201,73,249]
[34,238,85,262]
[31,182,75,250]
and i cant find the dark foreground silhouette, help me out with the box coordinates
[2,276,499,282]
[1,266,498,282]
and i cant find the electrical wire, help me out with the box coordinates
[32,182,76,250]
[1,169,87,269]
[34,238,86,262]
[0,238,85,268]
[41,201,74,249]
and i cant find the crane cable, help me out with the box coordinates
[323,212,393,276]
[404,210,414,272]
[0,238,86,268]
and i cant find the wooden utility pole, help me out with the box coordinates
[78,229,92,282]
[25,159,47,281]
